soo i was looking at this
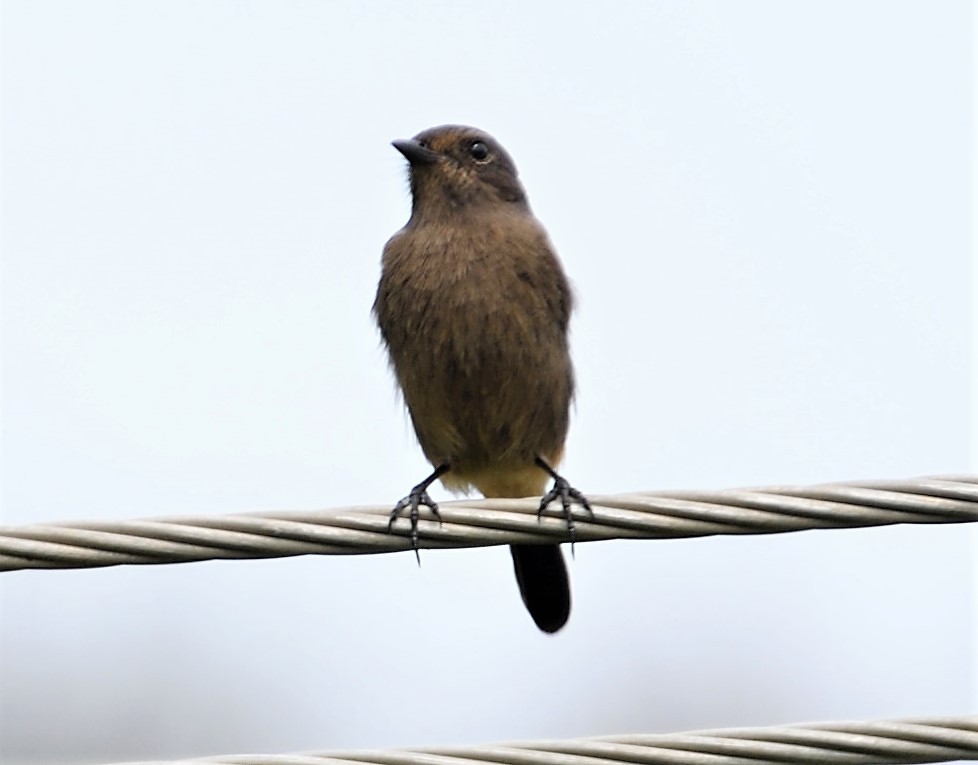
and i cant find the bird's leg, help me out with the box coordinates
[535,455,593,549]
[388,463,450,564]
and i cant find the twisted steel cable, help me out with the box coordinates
[109,717,978,765]
[2,475,976,572]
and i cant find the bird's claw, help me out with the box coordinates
[388,486,443,564]
[538,476,593,551]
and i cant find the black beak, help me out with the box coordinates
[392,139,440,165]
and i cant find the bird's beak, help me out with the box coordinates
[392,139,440,165]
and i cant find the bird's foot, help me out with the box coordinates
[387,464,449,564]
[535,456,593,549]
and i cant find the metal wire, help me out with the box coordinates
[2,475,976,572]
[108,716,978,764]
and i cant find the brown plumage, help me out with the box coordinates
[373,125,589,633]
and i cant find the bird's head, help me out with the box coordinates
[393,125,529,220]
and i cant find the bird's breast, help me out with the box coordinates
[375,214,573,476]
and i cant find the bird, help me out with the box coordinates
[373,124,590,634]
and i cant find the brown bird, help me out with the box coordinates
[373,125,590,634]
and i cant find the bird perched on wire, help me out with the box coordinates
[373,124,591,634]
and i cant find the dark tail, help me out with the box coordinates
[509,544,570,633]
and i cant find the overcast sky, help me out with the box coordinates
[1,2,974,764]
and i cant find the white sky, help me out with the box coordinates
[1,2,974,764]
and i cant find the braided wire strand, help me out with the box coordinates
[2,475,976,572]
[108,717,978,765]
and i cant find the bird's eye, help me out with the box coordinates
[468,141,490,162]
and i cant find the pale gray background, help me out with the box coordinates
[1,2,974,764]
